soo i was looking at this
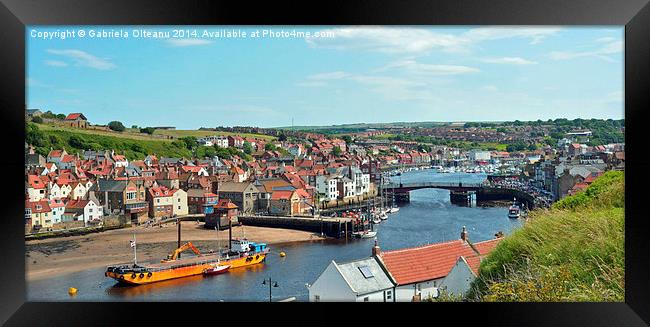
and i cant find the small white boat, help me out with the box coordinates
[389,207,399,213]
[372,217,381,224]
[203,264,231,275]
[355,231,378,239]
[379,212,388,220]
[508,205,521,219]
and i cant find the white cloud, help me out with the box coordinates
[480,57,538,65]
[549,39,623,62]
[45,60,68,67]
[306,26,562,55]
[307,71,351,80]
[379,60,480,75]
[462,27,562,44]
[47,49,116,70]
[166,39,213,47]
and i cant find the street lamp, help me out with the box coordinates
[262,277,279,302]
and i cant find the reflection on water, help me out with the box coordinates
[29,171,524,301]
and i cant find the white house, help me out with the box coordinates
[438,255,482,298]
[48,198,66,224]
[308,255,395,302]
[315,175,339,201]
[70,182,88,200]
[64,198,103,226]
[172,188,189,216]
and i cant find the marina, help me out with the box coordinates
[28,170,523,301]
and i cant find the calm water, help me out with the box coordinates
[28,171,523,302]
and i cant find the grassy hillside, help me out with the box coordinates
[470,171,625,301]
[153,129,276,141]
[26,123,253,161]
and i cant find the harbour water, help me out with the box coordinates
[28,170,524,301]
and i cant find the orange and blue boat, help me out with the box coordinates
[105,239,269,285]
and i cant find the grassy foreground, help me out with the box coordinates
[470,170,625,301]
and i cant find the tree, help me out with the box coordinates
[178,136,197,150]
[243,141,253,155]
[332,146,342,156]
[278,134,287,142]
[140,127,155,135]
[342,135,352,145]
[131,125,139,129]
[108,121,126,132]
[265,143,277,151]
[31,116,43,123]
[56,113,66,120]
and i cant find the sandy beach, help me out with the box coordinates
[26,222,324,281]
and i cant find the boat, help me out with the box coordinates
[106,222,269,285]
[203,264,230,275]
[508,203,521,219]
[379,212,388,220]
[372,217,382,224]
[353,230,377,239]
[389,206,400,213]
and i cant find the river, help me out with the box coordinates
[28,170,524,301]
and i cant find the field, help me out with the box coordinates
[37,123,275,142]
[153,129,276,141]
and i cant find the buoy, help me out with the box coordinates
[68,287,78,295]
[279,251,286,257]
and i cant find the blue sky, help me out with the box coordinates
[26,26,624,129]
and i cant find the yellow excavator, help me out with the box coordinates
[161,242,202,263]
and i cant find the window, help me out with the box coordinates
[314,295,320,302]
[157,199,160,204]
[386,290,392,301]
[358,266,374,278]
[89,209,93,213]
[363,297,369,302]
[178,206,181,210]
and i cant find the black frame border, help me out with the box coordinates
[1,0,649,326]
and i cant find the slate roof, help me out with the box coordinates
[95,179,127,192]
[334,257,394,296]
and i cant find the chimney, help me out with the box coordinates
[460,226,468,242]
[372,238,381,257]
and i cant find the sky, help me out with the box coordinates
[26,26,624,129]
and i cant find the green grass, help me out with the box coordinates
[153,129,276,141]
[471,171,625,302]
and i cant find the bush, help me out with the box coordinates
[31,116,43,123]
[108,121,126,132]
[140,127,155,135]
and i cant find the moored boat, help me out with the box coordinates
[508,204,521,219]
[203,264,230,275]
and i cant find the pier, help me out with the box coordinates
[238,215,362,239]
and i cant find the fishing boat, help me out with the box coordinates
[203,264,230,275]
[105,222,269,285]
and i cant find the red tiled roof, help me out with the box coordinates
[26,200,51,213]
[463,255,482,276]
[65,113,86,120]
[380,239,477,285]
[27,175,46,189]
[271,190,294,200]
[66,199,90,209]
[48,149,64,158]
[472,238,502,255]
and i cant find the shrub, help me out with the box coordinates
[108,121,126,132]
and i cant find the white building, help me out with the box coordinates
[316,175,339,201]
[308,256,395,302]
[439,255,481,298]
[469,150,491,162]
